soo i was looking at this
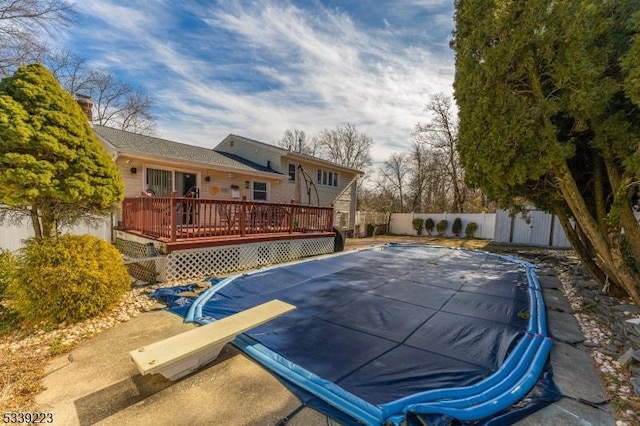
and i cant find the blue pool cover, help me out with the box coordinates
[184,244,558,425]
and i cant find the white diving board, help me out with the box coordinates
[130,299,296,380]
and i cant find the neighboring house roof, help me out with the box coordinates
[218,134,364,175]
[94,125,283,176]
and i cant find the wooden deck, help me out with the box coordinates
[120,195,335,251]
[122,229,335,251]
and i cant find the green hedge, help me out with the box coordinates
[8,235,131,323]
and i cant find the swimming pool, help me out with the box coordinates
[185,244,557,425]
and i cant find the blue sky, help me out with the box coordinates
[62,0,455,162]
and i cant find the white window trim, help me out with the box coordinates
[287,162,298,182]
[250,180,270,201]
[316,168,339,187]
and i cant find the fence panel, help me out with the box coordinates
[493,209,572,248]
[388,213,495,239]
[0,216,113,252]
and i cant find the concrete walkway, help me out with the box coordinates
[35,261,616,425]
[36,309,326,426]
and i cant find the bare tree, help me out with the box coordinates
[44,50,93,94]
[414,94,466,212]
[46,54,156,135]
[380,153,410,212]
[316,123,372,172]
[277,128,318,155]
[407,141,429,212]
[89,69,155,134]
[0,0,72,76]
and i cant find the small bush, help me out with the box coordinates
[436,220,449,236]
[465,222,479,238]
[366,223,375,237]
[425,218,435,236]
[8,235,131,324]
[452,218,463,236]
[412,218,424,235]
[0,249,16,300]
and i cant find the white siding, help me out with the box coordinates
[216,137,282,173]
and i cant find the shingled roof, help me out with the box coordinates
[94,125,282,175]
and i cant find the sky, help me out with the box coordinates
[62,0,456,163]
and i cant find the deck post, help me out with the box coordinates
[170,191,177,242]
[289,199,295,234]
[240,196,246,237]
[329,204,334,231]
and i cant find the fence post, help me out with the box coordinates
[170,191,177,242]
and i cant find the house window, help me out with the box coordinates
[145,167,198,196]
[146,168,172,196]
[252,181,267,200]
[317,168,338,187]
[288,163,297,182]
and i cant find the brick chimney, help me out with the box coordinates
[75,94,93,121]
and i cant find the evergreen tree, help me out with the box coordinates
[0,64,124,238]
[453,1,640,302]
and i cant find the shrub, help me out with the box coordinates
[436,220,449,236]
[412,218,424,235]
[425,218,435,236]
[0,249,16,300]
[465,222,479,238]
[452,218,463,236]
[366,223,376,237]
[8,235,131,324]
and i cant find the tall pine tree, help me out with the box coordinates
[453,1,640,302]
[0,63,123,238]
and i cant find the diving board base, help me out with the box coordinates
[129,299,296,381]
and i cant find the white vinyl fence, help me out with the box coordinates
[385,209,595,248]
[389,213,496,240]
[0,216,113,252]
[493,210,571,248]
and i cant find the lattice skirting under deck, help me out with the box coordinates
[165,237,335,282]
[114,236,163,283]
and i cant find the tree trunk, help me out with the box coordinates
[593,155,608,234]
[39,205,56,238]
[620,204,640,270]
[29,206,42,240]
[604,160,640,269]
[556,162,640,304]
[554,208,612,288]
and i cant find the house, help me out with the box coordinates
[93,125,362,282]
[95,126,361,231]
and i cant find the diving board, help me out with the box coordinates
[130,299,296,380]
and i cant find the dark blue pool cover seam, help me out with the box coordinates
[185,245,554,425]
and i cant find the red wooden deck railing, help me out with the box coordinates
[121,195,334,242]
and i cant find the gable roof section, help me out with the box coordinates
[218,134,363,175]
[94,125,282,176]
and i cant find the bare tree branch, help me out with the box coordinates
[0,0,72,76]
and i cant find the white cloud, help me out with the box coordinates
[66,0,456,163]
